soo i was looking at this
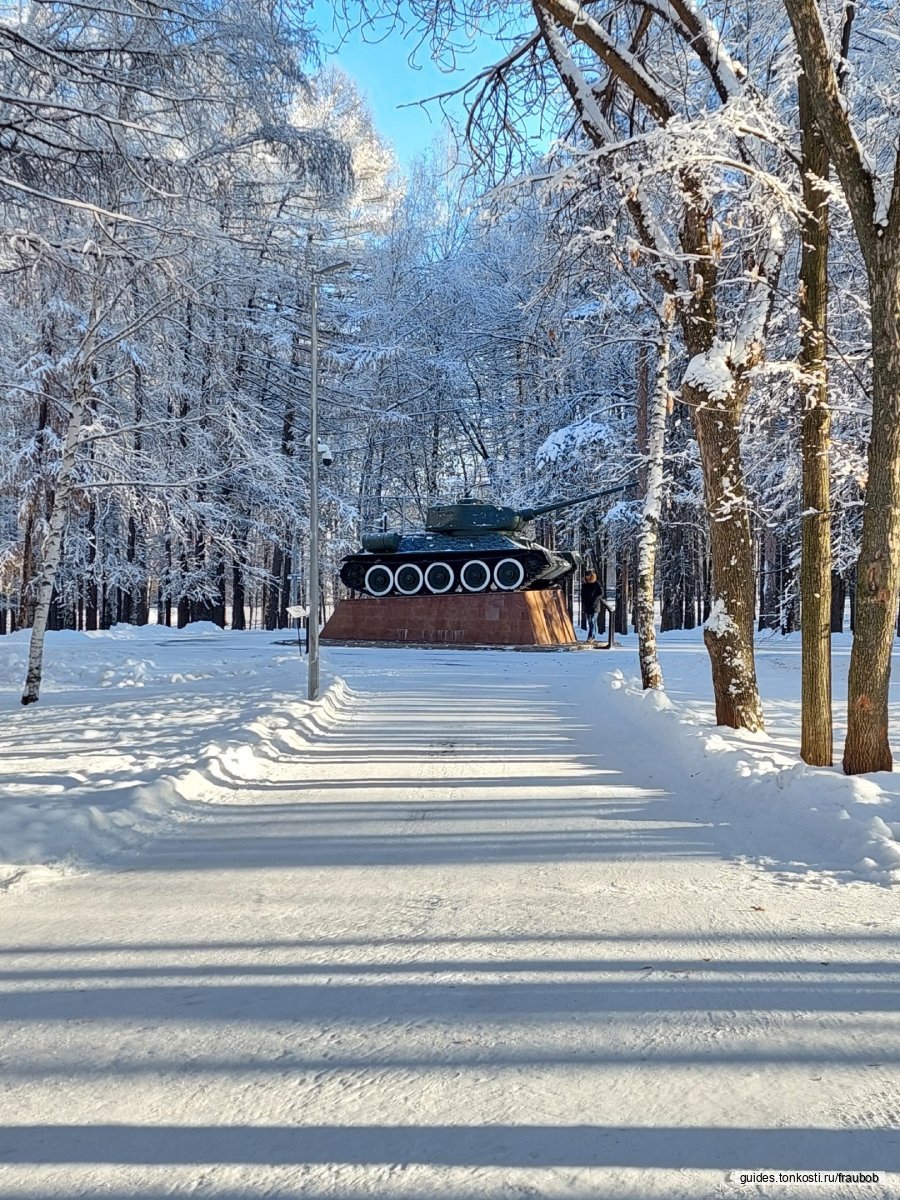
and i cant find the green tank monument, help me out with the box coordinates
[322,485,625,647]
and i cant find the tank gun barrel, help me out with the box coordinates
[519,481,636,522]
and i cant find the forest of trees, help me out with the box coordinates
[1,1,899,774]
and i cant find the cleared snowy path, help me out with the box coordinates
[1,648,899,1198]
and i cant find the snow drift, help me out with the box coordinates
[0,625,354,890]
[606,668,900,886]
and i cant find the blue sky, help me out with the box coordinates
[310,4,502,168]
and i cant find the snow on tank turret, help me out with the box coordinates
[339,484,628,598]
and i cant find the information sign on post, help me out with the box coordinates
[286,605,308,655]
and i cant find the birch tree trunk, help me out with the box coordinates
[798,74,833,766]
[21,388,88,705]
[636,329,670,690]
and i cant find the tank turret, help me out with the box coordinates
[423,485,628,534]
[340,483,631,598]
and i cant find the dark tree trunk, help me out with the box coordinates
[830,571,845,633]
[264,546,283,631]
[615,548,630,636]
[279,548,291,629]
[213,559,226,628]
[758,529,780,631]
[47,588,63,632]
[85,504,98,631]
[100,581,114,630]
[232,556,247,630]
[18,521,36,629]
[119,516,144,625]
[843,264,900,773]
[176,545,191,628]
[782,0,900,771]
[798,69,833,765]
[17,396,50,632]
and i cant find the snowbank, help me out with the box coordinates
[0,621,237,692]
[605,668,900,886]
[0,625,355,891]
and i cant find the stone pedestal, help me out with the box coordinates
[321,590,576,647]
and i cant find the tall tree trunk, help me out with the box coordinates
[691,391,764,729]
[100,578,114,630]
[615,547,630,636]
[830,571,845,633]
[660,515,687,632]
[843,263,900,773]
[213,558,227,628]
[680,192,766,732]
[636,329,669,690]
[119,515,138,625]
[798,74,833,765]
[265,546,283,631]
[782,0,900,772]
[21,390,88,704]
[18,516,37,631]
[128,329,148,626]
[161,538,173,627]
[231,553,247,630]
[176,546,191,629]
[759,529,780,631]
[279,547,291,628]
[17,396,50,631]
[85,501,99,631]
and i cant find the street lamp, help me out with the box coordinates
[308,259,350,701]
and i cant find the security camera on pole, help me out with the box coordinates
[307,260,349,702]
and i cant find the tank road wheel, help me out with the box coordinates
[424,561,455,594]
[364,563,394,597]
[394,563,425,595]
[460,559,491,592]
[493,557,525,591]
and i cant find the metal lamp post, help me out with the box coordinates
[307,259,350,701]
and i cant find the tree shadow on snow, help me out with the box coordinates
[0,1122,895,1172]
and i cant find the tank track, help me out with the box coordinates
[340,547,577,598]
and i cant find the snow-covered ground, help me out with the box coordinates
[0,625,899,1197]
[2,624,899,891]
[0,624,352,890]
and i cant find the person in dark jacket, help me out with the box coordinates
[580,571,604,641]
